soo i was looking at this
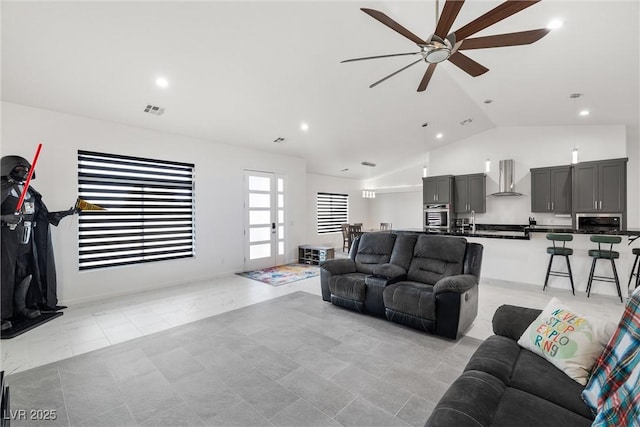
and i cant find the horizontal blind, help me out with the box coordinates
[317,192,348,234]
[77,150,194,270]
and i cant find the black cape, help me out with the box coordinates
[1,179,69,319]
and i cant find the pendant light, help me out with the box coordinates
[483,100,493,173]
[421,122,429,178]
[569,93,582,164]
[361,161,376,199]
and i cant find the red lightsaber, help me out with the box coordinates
[15,143,42,212]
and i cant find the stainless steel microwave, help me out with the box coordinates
[575,213,622,231]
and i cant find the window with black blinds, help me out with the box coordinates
[77,150,194,270]
[317,192,348,234]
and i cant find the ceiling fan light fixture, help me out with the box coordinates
[420,36,452,64]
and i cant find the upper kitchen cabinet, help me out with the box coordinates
[423,175,454,204]
[530,166,572,213]
[455,174,486,213]
[573,158,627,212]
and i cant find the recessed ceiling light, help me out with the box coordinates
[156,77,169,88]
[579,110,590,116]
[300,122,309,132]
[436,133,443,139]
[547,19,563,30]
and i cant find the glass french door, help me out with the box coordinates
[243,170,286,271]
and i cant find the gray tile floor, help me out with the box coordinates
[6,291,482,427]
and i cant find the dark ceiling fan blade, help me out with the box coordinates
[417,63,438,92]
[370,58,424,88]
[447,52,489,76]
[453,0,540,41]
[361,8,425,45]
[434,0,465,39]
[458,28,550,50]
[341,52,420,63]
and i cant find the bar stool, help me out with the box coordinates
[627,248,640,290]
[586,235,623,303]
[544,234,575,295]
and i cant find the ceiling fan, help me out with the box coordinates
[342,0,551,92]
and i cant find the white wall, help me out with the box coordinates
[304,173,369,250]
[2,102,307,305]
[367,190,422,230]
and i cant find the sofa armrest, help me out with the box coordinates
[433,274,478,295]
[492,304,542,341]
[320,258,356,275]
[371,263,406,280]
[320,259,357,302]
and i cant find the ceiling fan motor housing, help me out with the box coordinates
[420,35,452,63]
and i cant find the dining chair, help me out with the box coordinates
[340,223,350,252]
[380,222,392,231]
[347,224,363,252]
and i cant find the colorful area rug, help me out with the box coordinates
[237,263,320,286]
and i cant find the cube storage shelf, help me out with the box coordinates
[298,245,334,265]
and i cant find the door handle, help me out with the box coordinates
[551,202,554,211]
[272,222,276,233]
[599,200,602,210]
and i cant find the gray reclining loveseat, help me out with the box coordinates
[320,232,483,339]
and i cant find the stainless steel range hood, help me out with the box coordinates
[489,159,524,196]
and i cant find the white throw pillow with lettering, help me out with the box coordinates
[517,297,616,385]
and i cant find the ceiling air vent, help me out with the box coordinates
[361,161,376,167]
[144,104,165,115]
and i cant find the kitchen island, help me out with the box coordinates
[392,226,640,299]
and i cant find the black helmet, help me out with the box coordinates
[1,155,35,181]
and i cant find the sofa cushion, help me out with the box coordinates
[329,272,368,302]
[465,335,594,420]
[517,297,615,385]
[406,235,466,285]
[353,233,397,274]
[426,369,593,427]
[388,233,417,271]
[382,281,435,320]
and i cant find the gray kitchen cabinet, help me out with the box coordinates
[423,175,454,204]
[530,166,572,213]
[573,158,626,212]
[455,174,486,213]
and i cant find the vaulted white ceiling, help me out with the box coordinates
[2,1,638,180]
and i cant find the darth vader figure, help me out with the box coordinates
[1,155,77,331]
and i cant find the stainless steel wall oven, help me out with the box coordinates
[424,203,453,231]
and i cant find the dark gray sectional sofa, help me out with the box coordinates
[320,232,483,340]
[426,304,595,426]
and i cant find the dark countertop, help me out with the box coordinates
[395,225,530,240]
[395,224,640,241]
